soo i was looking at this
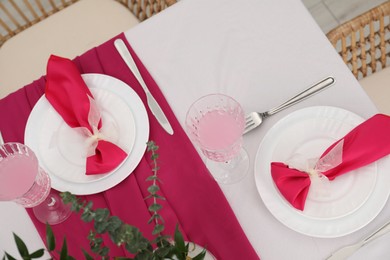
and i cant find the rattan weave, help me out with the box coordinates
[326,1,390,79]
[0,0,176,48]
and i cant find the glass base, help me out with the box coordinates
[206,148,249,184]
[33,192,72,225]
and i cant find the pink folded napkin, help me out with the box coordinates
[45,55,127,175]
[271,113,390,210]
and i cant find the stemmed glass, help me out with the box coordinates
[0,142,71,225]
[185,94,249,184]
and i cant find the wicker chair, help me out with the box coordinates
[0,0,177,48]
[326,1,390,115]
[326,1,390,80]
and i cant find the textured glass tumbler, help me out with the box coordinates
[185,94,249,184]
[0,143,71,225]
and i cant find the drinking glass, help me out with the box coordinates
[0,142,71,225]
[185,94,249,184]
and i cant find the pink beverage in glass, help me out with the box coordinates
[197,110,244,161]
[0,143,50,207]
[0,154,37,200]
[186,94,249,184]
[186,94,245,162]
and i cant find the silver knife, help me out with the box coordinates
[326,219,390,259]
[114,39,174,135]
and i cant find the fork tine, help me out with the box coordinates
[243,124,256,135]
[245,113,254,127]
[245,112,256,123]
[244,115,256,135]
[243,112,263,135]
[245,116,253,125]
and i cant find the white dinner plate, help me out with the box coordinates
[25,73,149,195]
[255,106,390,237]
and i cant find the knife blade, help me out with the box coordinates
[114,39,174,135]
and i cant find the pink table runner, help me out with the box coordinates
[0,34,258,259]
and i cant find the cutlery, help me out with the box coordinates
[244,76,335,134]
[326,219,390,260]
[114,39,174,135]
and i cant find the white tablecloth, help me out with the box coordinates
[2,0,390,259]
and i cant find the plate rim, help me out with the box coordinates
[254,106,390,237]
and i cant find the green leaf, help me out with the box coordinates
[151,153,159,160]
[81,211,95,223]
[192,249,207,260]
[152,235,171,245]
[13,233,29,257]
[152,194,165,200]
[145,175,160,181]
[147,185,160,194]
[147,213,163,224]
[124,236,150,254]
[82,249,94,260]
[94,208,110,222]
[29,249,45,258]
[87,230,96,241]
[174,225,186,253]
[89,236,103,253]
[152,224,165,235]
[155,246,170,257]
[60,238,68,260]
[4,252,16,260]
[94,221,109,234]
[46,223,55,251]
[70,202,82,213]
[148,203,162,212]
[106,216,122,232]
[146,141,158,151]
[144,194,165,201]
[59,192,72,204]
[100,247,109,256]
[134,251,152,260]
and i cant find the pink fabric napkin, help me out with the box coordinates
[0,33,259,259]
[271,113,390,210]
[45,55,127,175]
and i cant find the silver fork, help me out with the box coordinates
[326,219,390,260]
[244,76,335,134]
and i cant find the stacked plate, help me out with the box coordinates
[25,74,149,195]
[254,106,390,237]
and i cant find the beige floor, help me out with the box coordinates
[302,0,388,33]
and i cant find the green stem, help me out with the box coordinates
[151,147,162,238]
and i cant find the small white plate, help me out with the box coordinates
[25,74,149,195]
[255,106,390,237]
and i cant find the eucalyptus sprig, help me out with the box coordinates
[146,141,165,236]
[3,141,206,260]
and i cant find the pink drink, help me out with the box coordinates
[186,94,249,183]
[197,110,244,161]
[0,154,38,200]
[0,143,51,207]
